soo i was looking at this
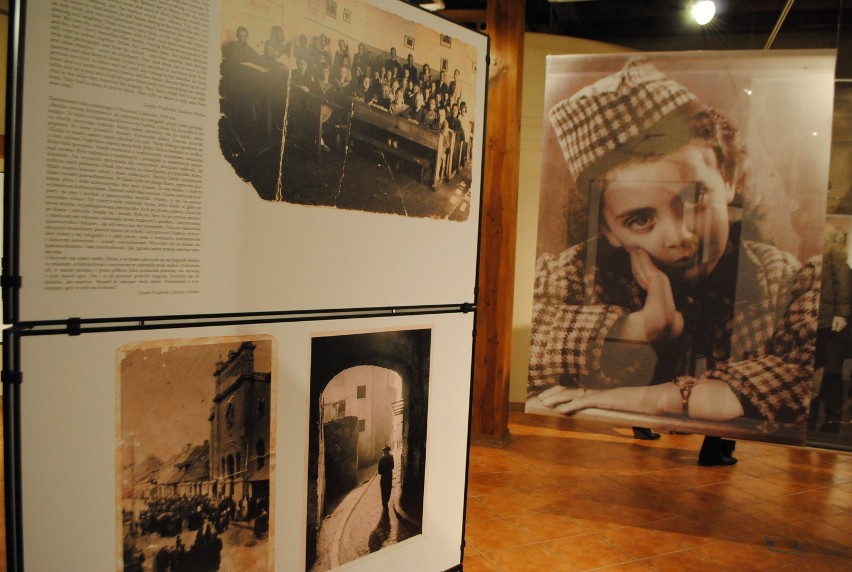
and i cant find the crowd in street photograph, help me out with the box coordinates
[122,494,270,571]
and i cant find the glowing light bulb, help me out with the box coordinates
[692,1,716,25]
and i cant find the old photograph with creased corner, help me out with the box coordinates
[218,0,481,221]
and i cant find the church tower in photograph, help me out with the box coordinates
[210,341,272,500]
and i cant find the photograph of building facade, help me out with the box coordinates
[119,338,274,571]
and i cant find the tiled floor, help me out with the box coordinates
[463,412,852,571]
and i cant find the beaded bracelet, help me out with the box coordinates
[673,376,697,418]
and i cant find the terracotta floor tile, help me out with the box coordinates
[477,490,541,517]
[735,460,788,479]
[583,502,672,527]
[696,508,768,540]
[464,517,537,552]
[501,468,570,490]
[817,512,852,534]
[467,459,494,476]
[594,561,655,571]
[506,512,591,541]
[475,452,527,474]
[467,472,519,497]
[545,533,634,570]
[688,481,759,507]
[599,526,690,559]
[734,529,825,566]
[466,497,500,523]
[463,415,852,572]
[818,486,852,507]
[732,499,815,527]
[729,476,811,501]
[542,463,597,479]
[544,499,627,531]
[749,524,845,561]
[784,467,840,487]
[783,488,850,516]
[640,516,724,547]
[642,549,728,572]
[692,539,796,571]
[469,444,508,459]
[485,543,578,571]
[461,553,502,571]
[783,520,852,555]
[651,466,736,488]
[794,550,852,571]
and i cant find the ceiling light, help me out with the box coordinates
[691,1,716,25]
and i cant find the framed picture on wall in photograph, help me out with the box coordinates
[440,33,452,47]
[405,35,415,49]
[326,0,338,19]
[343,7,352,23]
[526,50,836,445]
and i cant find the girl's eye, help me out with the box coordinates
[694,184,708,206]
[682,183,708,208]
[626,213,654,231]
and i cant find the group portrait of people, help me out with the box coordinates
[219,19,475,196]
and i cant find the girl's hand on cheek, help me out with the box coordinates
[627,248,684,342]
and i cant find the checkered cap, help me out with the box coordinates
[549,57,698,183]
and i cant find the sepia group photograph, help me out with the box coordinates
[218,0,483,221]
[118,336,275,571]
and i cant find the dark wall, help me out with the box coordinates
[323,416,359,509]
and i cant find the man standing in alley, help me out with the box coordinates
[378,445,394,509]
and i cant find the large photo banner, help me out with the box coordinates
[14,311,474,571]
[11,0,488,322]
[526,51,836,444]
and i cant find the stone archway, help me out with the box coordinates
[305,329,431,570]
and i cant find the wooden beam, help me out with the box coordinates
[470,0,524,447]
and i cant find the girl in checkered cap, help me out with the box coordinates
[527,58,820,458]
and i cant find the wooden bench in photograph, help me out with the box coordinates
[348,100,444,187]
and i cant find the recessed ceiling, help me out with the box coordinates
[408,0,851,76]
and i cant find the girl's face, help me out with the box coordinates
[601,140,734,284]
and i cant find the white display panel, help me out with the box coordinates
[11,0,488,322]
[17,312,474,571]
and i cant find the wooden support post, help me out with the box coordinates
[470,0,524,447]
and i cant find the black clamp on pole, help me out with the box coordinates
[67,317,82,336]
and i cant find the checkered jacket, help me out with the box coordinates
[528,237,820,425]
